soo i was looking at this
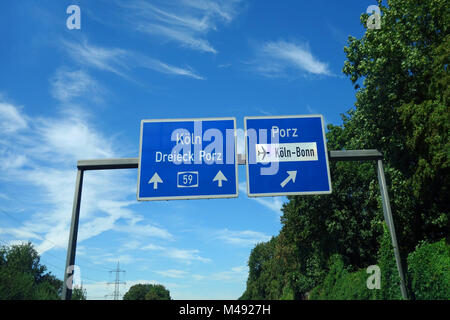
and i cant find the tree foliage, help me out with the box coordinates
[342,0,449,250]
[144,284,171,300]
[308,255,375,300]
[241,0,449,300]
[71,286,87,300]
[123,283,171,300]
[407,239,450,300]
[0,242,62,300]
[309,227,449,300]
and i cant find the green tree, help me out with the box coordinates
[123,284,150,300]
[144,284,171,300]
[123,283,171,300]
[342,0,449,252]
[240,238,282,300]
[0,242,62,300]
[71,286,87,300]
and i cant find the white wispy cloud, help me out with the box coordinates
[141,243,165,251]
[139,23,217,54]
[192,265,248,282]
[100,254,136,265]
[142,243,211,264]
[61,38,204,80]
[50,68,105,103]
[167,247,210,263]
[62,39,129,78]
[0,226,42,242]
[36,115,115,162]
[209,266,247,281]
[119,0,242,54]
[114,222,173,240]
[155,269,188,278]
[119,240,142,252]
[215,229,271,247]
[139,56,205,80]
[0,101,28,134]
[251,40,331,77]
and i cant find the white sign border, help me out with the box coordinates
[244,114,332,197]
[137,117,239,201]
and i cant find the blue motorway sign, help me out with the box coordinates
[137,118,238,200]
[245,115,332,197]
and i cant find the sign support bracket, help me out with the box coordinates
[62,150,407,300]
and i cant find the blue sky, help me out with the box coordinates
[0,0,374,299]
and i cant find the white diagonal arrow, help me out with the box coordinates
[213,170,227,187]
[280,171,297,188]
[148,172,163,189]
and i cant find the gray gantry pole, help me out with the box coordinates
[62,169,84,300]
[61,159,138,300]
[376,159,408,299]
[61,151,407,299]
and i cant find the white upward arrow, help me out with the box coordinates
[213,170,227,187]
[148,172,163,189]
[280,171,297,188]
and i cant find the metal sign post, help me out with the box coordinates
[62,159,138,300]
[376,159,408,299]
[61,169,83,300]
[61,150,407,300]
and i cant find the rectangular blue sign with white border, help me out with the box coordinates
[245,115,332,197]
[137,118,238,201]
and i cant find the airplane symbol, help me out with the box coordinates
[258,146,270,160]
